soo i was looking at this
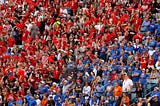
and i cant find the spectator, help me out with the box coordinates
[150,87,160,101]
[114,82,122,98]
[132,65,142,83]
[120,92,130,106]
[35,95,41,106]
[122,73,134,93]
[82,82,91,99]
[155,56,160,70]
[47,95,55,106]
[28,96,37,106]
[147,95,160,106]
[41,95,48,106]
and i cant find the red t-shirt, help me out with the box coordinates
[53,70,60,79]
[7,37,15,47]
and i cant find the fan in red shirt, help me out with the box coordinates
[132,14,142,32]
[53,66,60,83]
[7,35,16,48]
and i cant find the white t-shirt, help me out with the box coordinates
[155,61,160,70]
[93,68,98,76]
[26,23,33,32]
[0,0,4,5]
[0,95,2,103]
[36,99,41,106]
[83,86,91,96]
[122,78,133,92]
[148,50,155,56]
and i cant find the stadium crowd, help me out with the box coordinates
[0,0,160,106]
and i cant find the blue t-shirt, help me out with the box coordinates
[16,99,23,105]
[149,24,156,34]
[25,94,32,102]
[139,74,148,85]
[95,85,105,97]
[40,85,48,94]
[132,69,142,82]
[28,99,37,106]
[55,101,62,106]
[152,52,160,63]
[125,46,134,52]
[8,101,16,106]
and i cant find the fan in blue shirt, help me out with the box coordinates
[132,66,142,83]
[28,96,37,106]
[95,82,105,98]
[8,101,16,106]
[39,82,49,94]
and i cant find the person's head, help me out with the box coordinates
[153,95,158,101]
[43,95,47,99]
[122,92,127,97]
[84,99,89,104]
[142,68,146,73]
[85,82,89,86]
[63,80,68,85]
[123,73,128,80]
[154,87,159,92]
[52,82,57,87]
[65,90,70,95]
[41,81,45,86]
[138,98,143,102]
[49,95,53,100]
[115,82,119,87]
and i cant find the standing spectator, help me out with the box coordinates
[120,92,130,106]
[114,82,122,98]
[28,96,37,106]
[139,68,149,95]
[122,73,134,93]
[155,56,160,71]
[82,82,91,99]
[94,82,105,99]
[35,95,41,106]
[132,65,142,83]
[39,81,49,95]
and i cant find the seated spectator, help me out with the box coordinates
[150,87,160,101]
[147,95,160,106]
[120,92,130,106]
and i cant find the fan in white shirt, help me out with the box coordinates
[35,95,41,106]
[155,56,160,71]
[122,73,133,93]
[83,82,91,96]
